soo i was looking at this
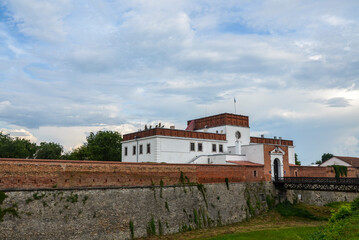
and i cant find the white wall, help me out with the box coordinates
[270,153,284,179]
[158,137,227,163]
[195,125,250,147]
[122,136,227,164]
[242,144,264,164]
[288,146,295,165]
[320,157,351,167]
[191,154,247,164]
[225,125,250,146]
[122,138,157,163]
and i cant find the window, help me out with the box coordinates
[190,142,195,151]
[295,171,298,177]
[259,193,265,202]
[132,145,136,155]
[212,144,216,152]
[147,143,151,154]
[198,143,203,152]
[254,170,257,177]
[139,144,143,154]
[124,147,128,156]
[219,144,223,153]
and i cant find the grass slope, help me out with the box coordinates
[142,203,328,240]
[207,226,319,240]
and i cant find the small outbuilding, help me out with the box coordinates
[320,156,359,168]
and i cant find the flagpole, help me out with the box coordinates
[234,98,236,114]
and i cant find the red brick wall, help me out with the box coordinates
[196,165,265,183]
[0,158,264,190]
[290,166,359,178]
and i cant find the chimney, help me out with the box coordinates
[261,134,264,138]
[274,136,277,139]
[170,126,175,129]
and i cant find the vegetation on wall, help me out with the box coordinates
[0,192,19,222]
[225,178,229,190]
[330,165,348,178]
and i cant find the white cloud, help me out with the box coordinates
[0,0,358,165]
[4,0,71,42]
[0,128,37,142]
[335,136,359,157]
[321,15,354,26]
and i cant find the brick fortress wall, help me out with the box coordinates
[0,158,265,190]
[290,165,359,178]
[1,158,358,191]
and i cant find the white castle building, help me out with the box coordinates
[122,113,296,176]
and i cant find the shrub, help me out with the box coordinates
[329,205,351,223]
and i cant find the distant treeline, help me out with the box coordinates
[0,131,122,161]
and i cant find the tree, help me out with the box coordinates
[321,153,333,163]
[295,153,301,165]
[0,132,37,158]
[86,131,122,161]
[62,145,89,160]
[35,142,63,159]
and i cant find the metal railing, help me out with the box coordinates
[273,177,359,192]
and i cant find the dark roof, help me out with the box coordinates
[333,156,359,168]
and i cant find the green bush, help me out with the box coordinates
[308,197,359,240]
[329,205,351,223]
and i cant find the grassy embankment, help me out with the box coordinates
[142,201,337,240]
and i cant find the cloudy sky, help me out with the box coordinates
[0,0,358,164]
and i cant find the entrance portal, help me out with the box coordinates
[274,158,280,181]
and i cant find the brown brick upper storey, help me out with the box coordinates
[123,128,226,141]
[250,137,293,146]
[187,113,249,130]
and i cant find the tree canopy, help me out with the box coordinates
[0,132,37,159]
[321,153,333,163]
[86,131,122,161]
[35,142,63,159]
[0,130,122,161]
[295,153,301,165]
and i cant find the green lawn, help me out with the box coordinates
[206,226,319,240]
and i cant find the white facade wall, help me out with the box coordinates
[195,125,250,147]
[270,153,284,179]
[225,125,250,146]
[122,138,157,163]
[288,146,295,164]
[122,136,227,164]
[241,144,264,164]
[320,157,351,167]
[191,154,247,164]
